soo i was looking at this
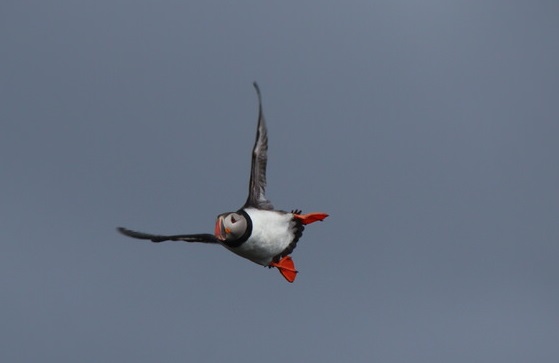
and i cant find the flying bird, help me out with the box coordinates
[117,83,328,282]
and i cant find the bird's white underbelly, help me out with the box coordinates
[228,208,294,266]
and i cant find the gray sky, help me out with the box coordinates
[2,1,558,362]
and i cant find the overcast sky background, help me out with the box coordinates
[2,1,558,362]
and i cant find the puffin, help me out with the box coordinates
[117,82,328,282]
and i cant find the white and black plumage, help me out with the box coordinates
[118,83,328,282]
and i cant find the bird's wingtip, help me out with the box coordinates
[252,81,261,95]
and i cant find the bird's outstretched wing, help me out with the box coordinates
[117,227,219,243]
[243,82,273,210]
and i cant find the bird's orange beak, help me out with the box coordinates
[215,216,226,241]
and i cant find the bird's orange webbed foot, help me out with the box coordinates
[270,256,298,283]
[294,212,329,225]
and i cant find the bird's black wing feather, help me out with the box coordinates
[243,82,274,210]
[117,227,219,243]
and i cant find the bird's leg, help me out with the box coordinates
[293,212,329,225]
[270,256,298,283]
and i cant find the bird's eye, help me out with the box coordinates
[231,215,237,223]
